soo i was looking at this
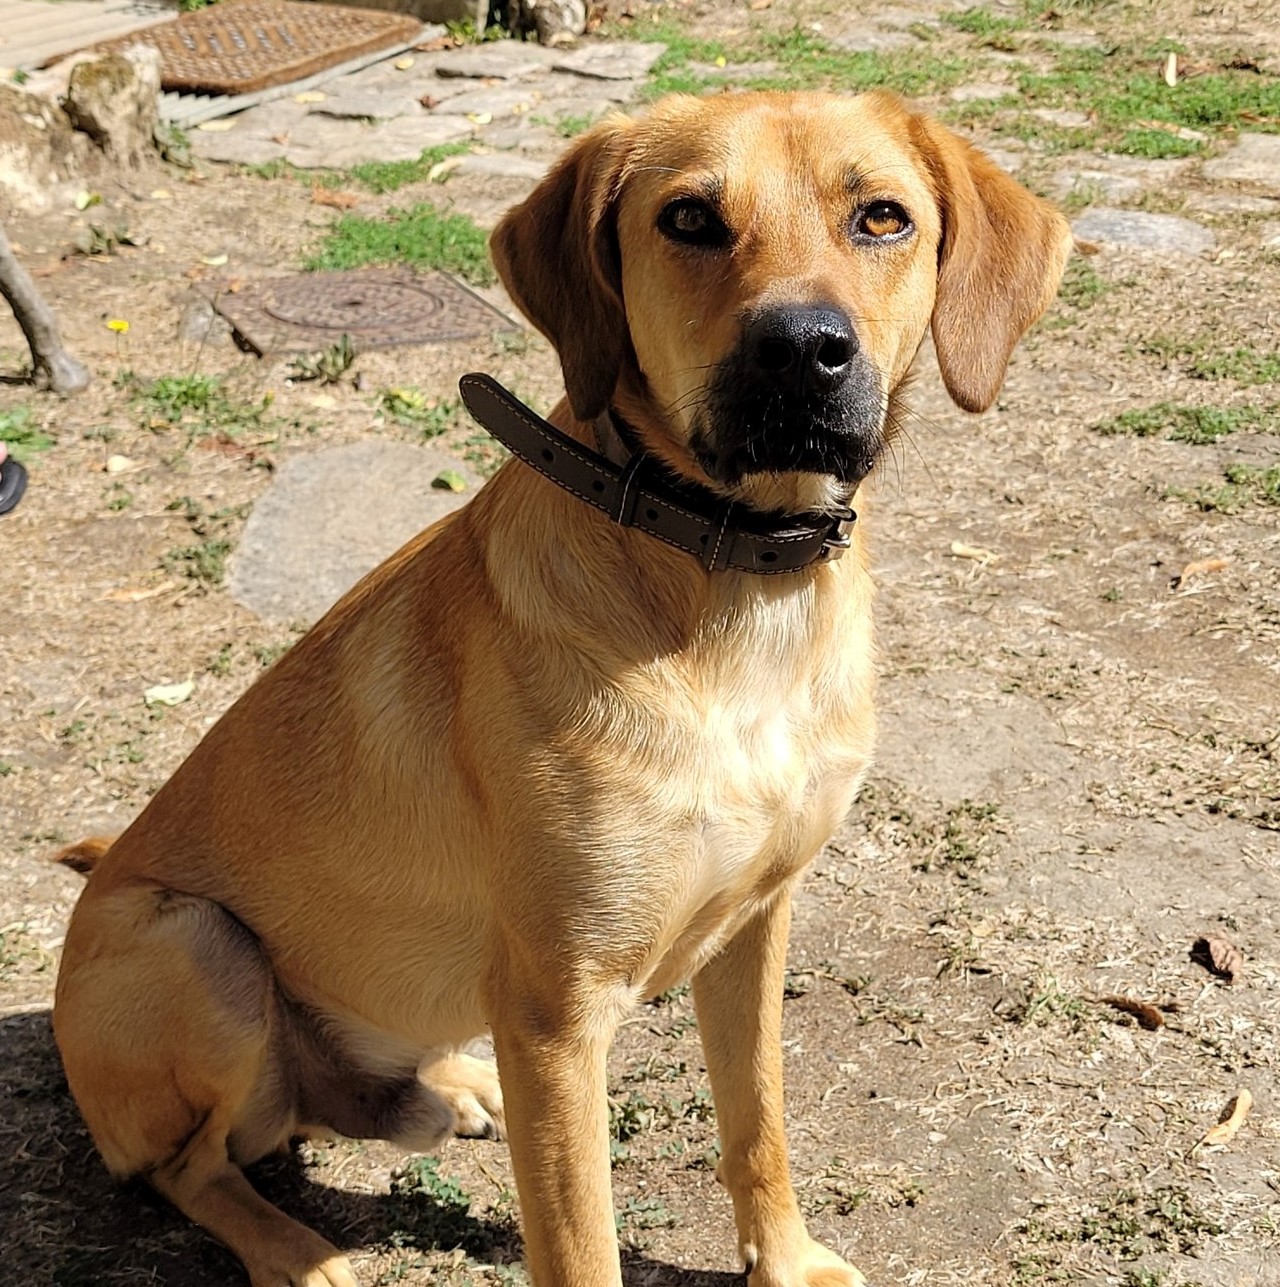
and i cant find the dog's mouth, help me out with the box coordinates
[689,306,887,488]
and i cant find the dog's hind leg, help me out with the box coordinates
[420,1051,506,1140]
[54,882,357,1287]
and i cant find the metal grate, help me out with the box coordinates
[92,0,423,96]
[212,268,519,354]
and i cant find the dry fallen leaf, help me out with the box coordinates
[419,93,440,109]
[467,111,493,126]
[950,541,998,564]
[394,56,415,70]
[1197,1089,1252,1150]
[1099,995,1165,1031]
[311,187,361,210]
[196,119,236,132]
[294,90,326,104]
[1191,935,1243,983]
[200,253,229,267]
[1073,237,1101,255]
[104,454,135,474]
[750,0,772,9]
[1164,51,1178,87]
[1172,556,1228,588]
[427,155,465,182]
[144,680,195,707]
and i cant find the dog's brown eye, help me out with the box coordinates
[658,198,730,249]
[854,202,912,241]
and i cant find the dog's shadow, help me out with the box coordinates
[0,1012,741,1286]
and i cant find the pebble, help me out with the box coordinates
[1202,133,1280,192]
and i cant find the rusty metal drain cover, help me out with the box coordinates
[213,268,519,355]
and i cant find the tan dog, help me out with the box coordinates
[54,90,1070,1287]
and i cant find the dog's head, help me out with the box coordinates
[491,91,1072,514]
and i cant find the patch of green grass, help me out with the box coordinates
[1190,345,1280,384]
[947,42,1280,157]
[1139,337,1280,385]
[1095,402,1279,443]
[380,387,460,437]
[551,111,598,138]
[941,6,1027,50]
[636,23,966,98]
[1013,974,1090,1028]
[162,496,249,588]
[306,203,493,284]
[1178,463,1280,513]
[347,144,471,194]
[0,406,53,462]
[126,372,268,437]
[1057,257,1108,309]
[248,145,469,194]
[1024,1186,1222,1262]
[1014,46,1280,155]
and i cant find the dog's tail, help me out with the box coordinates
[54,836,116,876]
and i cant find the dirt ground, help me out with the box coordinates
[2,0,1278,1284]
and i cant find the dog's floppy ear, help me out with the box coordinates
[911,115,1073,413]
[490,117,633,421]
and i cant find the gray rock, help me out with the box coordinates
[1072,207,1215,254]
[191,133,289,166]
[214,100,310,138]
[1261,219,1280,249]
[1187,193,1280,216]
[1051,169,1143,203]
[177,294,233,347]
[1092,154,1190,182]
[948,82,1011,103]
[429,86,541,118]
[436,45,557,80]
[830,29,915,52]
[978,146,1024,174]
[1030,107,1092,129]
[310,91,422,121]
[278,114,381,152]
[552,42,666,81]
[372,115,474,148]
[1202,133,1280,192]
[455,151,548,180]
[230,442,479,626]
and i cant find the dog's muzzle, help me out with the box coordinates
[695,303,885,485]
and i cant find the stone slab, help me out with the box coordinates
[435,44,557,80]
[310,90,423,120]
[1187,193,1280,216]
[1031,107,1092,129]
[1202,133,1280,192]
[1051,168,1142,203]
[552,41,665,81]
[830,29,915,52]
[455,151,547,180]
[948,82,1011,103]
[191,132,289,165]
[230,441,478,625]
[1072,207,1215,254]
[430,85,540,117]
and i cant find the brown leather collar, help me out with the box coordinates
[459,373,855,575]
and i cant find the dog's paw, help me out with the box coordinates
[245,1237,358,1287]
[425,1052,506,1141]
[747,1238,868,1287]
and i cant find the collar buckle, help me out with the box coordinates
[819,507,856,561]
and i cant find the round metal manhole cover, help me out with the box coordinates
[213,268,519,354]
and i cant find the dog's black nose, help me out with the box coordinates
[745,305,859,397]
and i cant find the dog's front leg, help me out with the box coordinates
[491,981,620,1287]
[695,890,868,1287]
